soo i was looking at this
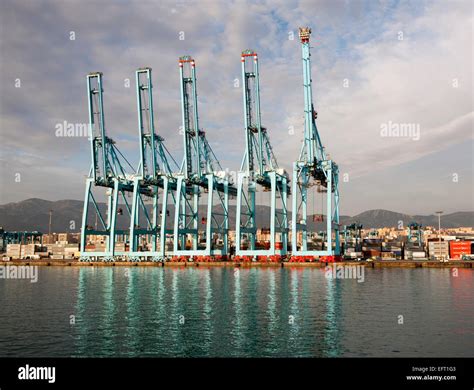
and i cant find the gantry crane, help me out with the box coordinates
[407,222,423,247]
[80,72,135,259]
[235,50,290,260]
[343,222,363,253]
[291,28,340,259]
[173,56,236,259]
[128,68,180,261]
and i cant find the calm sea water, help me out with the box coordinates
[0,266,472,357]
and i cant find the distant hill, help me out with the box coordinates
[340,209,474,229]
[0,198,472,233]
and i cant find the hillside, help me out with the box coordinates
[0,198,472,232]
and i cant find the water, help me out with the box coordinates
[0,266,472,357]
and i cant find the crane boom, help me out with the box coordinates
[291,27,341,259]
[136,67,178,184]
[128,67,180,260]
[235,50,289,259]
[174,56,235,259]
[87,72,112,185]
[81,72,135,259]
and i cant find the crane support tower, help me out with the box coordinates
[173,56,237,260]
[235,50,290,260]
[128,68,180,261]
[80,72,136,260]
[291,27,341,259]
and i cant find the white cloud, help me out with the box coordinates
[0,0,472,214]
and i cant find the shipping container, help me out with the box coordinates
[428,241,449,259]
[449,241,471,259]
[429,241,449,247]
[381,252,395,258]
[412,251,426,258]
[348,251,363,258]
[6,244,21,255]
[450,241,471,248]
[428,241,449,255]
[449,241,472,259]
[363,250,381,258]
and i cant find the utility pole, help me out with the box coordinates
[48,210,53,240]
[435,211,443,260]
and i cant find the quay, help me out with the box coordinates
[2,259,472,269]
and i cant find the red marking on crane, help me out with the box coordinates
[241,52,257,58]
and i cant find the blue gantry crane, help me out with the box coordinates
[235,50,290,260]
[80,28,343,263]
[407,222,423,247]
[291,27,340,259]
[128,68,180,261]
[80,72,135,259]
[173,56,237,259]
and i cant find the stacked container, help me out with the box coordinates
[449,241,472,259]
[6,244,21,258]
[428,241,449,259]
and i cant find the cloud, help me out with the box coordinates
[0,0,472,214]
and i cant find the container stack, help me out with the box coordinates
[21,244,38,258]
[362,239,382,259]
[428,241,449,260]
[344,247,363,259]
[6,244,48,259]
[84,243,106,252]
[57,233,75,245]
[449,241,472,259]
[47,244,65,257]
[404,247,427,260]
[115,242,129,252]
[6,244,21,258]
[64,244,79,259]
[411,250,426,259]
[381,242,403,260]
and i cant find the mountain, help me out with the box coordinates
[0,198,472,233]
[340,210,474,229]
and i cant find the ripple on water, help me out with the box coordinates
[0,267,472,357]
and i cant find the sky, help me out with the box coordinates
[0,0,472,216]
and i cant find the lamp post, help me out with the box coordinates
[48,209,53,240]
[435,211,443,260]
